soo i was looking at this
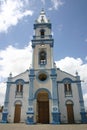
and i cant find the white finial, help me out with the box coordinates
[40,8,45,14]
[9,72,12,77]
[36,9,49,23]
[76,71,78,76]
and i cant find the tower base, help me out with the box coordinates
[52,112,61,124]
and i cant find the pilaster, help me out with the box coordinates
[50,68,60,124]
[76,75,87,123]
[26,69,35,124]
[2,73,12,123]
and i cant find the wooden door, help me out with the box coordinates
[38,101,49,124]
[14,104,21,123]
[67,104,74,124]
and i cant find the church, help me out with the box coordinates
[2,9,87,124]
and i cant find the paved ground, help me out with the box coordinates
[0,124,87,130]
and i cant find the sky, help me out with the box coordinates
[0,0,87,109]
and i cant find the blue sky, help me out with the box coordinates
[0,0,87,108]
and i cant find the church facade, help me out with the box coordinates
[2,10,87,124]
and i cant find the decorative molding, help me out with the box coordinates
[34,23,51,29]
[32,39,54,48]
[34,88,52,99]
[29,69,35,77]
[33,35,52,39]
[14,100,22,106]
[15,79,25,85]
[50,68,57,77]
[7,81,29,85]
[80,112,87,123]
[52,112,61,124]
[65,100,74,105]
[57,77,81,84]
[36,71,49,83]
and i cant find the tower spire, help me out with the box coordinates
[36,9,50,23]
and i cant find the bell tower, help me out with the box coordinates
[26,9,60,124]
[32,9,54,69]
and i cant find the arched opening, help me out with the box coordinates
[66,100,74,124]
[36,90,49,124]
[40,29,45,38]
[39,51,46,65]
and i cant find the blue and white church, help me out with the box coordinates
[2,9,87,124]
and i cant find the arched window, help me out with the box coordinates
[16,83,23,96]
[64,83,72,96]
[39,51,46,65]
[40,29,45,38]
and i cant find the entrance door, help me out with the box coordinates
[38,101,49,124]
[37,90,49,124]
[67,103,74,123]
[14,104,21,123]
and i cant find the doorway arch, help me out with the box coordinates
[36,90,49,124]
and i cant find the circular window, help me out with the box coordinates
[38,73,47,81]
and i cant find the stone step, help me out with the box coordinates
[0,124,87,130]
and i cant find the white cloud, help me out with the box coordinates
[55,57,83,75]
[0,43,32,77]
[55,57,87,81]
[0,0,33,33]
[0,82,6,106]
[49,0,64,10]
